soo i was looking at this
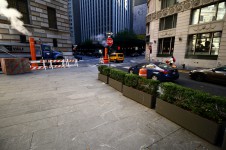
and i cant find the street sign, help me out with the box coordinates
[106,37,113,47]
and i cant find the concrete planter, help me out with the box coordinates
[98,73,108,84]
[156,98,223,145]
[108,78,123,92]
[123,85,156,108]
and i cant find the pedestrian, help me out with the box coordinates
[169,56,175,66]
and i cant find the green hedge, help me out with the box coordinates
[124,74,140,88]
[98,65,111,76]
[124,74,160,95]
[98,65,108,74]
[109,68,127,83]
[159,82,226,123]
[137,78,160,96]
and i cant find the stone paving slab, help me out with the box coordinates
[0,67,220,150]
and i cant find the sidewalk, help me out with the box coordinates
[0,67,220,150]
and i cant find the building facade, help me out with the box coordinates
[146,0,226,68]
[68,0,75,45]
[133,0,147,35]
[73,0,133,43]
[0,0,72,56]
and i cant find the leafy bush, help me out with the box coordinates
[124,74,140,88]
[98,65,111,76]
[159,82,226,123]
[137,78,160,96]
[102,67,111,76]
[98,65,108,74]
[110,68,127,83]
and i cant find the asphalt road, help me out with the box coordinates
[1,55,225,98]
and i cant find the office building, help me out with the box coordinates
[146,0,226,68]
[0,0,72,56]
[133,0,147,35]
[73,0,133,44]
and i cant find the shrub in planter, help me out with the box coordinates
[137,77,160,96]
[102,67,111,76]
[98,65,108,74]
[158,82,226,145]
[124,74,140,88]
[98,65,111,84]
[159,82,226,123]
[109,68,127,83]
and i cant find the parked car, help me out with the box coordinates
[128,62,179,81]
[189,66,226,84]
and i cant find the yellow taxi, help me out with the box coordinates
[109,53,124,63]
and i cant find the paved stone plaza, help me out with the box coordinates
[0,67,220,150]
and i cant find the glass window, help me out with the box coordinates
[191,2,224,25]
[161,0,176,9]
[187,32,221,56]
[200,4,217,24]
[47,7,57,29]
[187,35,196,55]
[165,16,173,29]
[217,2,226,20]
[191,9,200,25]
[7,0,30,24]
[158,37,175,55]
[159,14,177,31]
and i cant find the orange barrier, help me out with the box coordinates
[49,59,65,69]
[30,60,47,70]
[30,66,48,70]
[139,68,147,78]
[66,59,78,67]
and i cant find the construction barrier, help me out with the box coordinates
[49,59,66,69]
[66,59,78,68]
[30,60,47,70]
[29,58,78,71]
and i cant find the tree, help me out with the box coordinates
[113,29,145,55]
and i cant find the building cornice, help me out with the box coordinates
[146,0,222,23]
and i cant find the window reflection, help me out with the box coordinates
[161,0,176,9]
[187,32,221,56]
[159,14,177,31]
[158,37,175,55]
[190,2,225,25]
[191,9,200,25]
[217,2,226,20]
[200,4,217,24]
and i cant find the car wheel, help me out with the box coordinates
[151,75,158,80]
[195,74,205,81]
[114,59,117,63]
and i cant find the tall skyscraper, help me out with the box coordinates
[72,0,133,44]
[133,0,147,35]
[68,0,75,44]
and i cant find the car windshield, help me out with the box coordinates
[118,54,123,57]
[157,63,172,69]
